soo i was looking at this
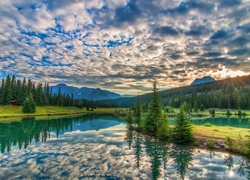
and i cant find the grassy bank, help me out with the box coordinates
[0,105,123,121]
[192,125,249,141]
[166,109,250,118]
[191,125,249,156]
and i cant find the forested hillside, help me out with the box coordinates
[0,75,91,108]
[1,74,250,110]
[97,75,250,109]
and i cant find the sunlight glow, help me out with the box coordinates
[215,66,248,78]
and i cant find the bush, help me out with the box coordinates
[165,106,175,113]
[246,135,250,157]
[225,137,233,150]
[203,123,213,127]
[207,139,216,149]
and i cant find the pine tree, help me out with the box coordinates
[16,79,22,105]
[0,78,4,104]
[193,100,198,113]
[135,96,142,130]
[200,103,205,112]
[21,78,28,104]
[57,87,62,106]
[22,93,36,113]
[144,81,162,136]
[3,75,12,104]
[172,104,193,144]
[209,108,215,117]
[36,83,43,106]
[157,112,171,140]
[126,108,133,124]
[11,75,17,101]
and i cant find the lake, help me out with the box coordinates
[169,116,250,129]
[0,114,249,179]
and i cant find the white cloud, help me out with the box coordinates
[0,0,249,93]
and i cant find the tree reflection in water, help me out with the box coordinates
[0,114,121,153]
[125,125,193,180]
[125,124,250,180]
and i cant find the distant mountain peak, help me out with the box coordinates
[191,76,215,86]
[58,83,67,86]
[50,84,121,101]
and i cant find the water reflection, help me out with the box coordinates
[0,114,123,153]
[125,122,250,179]
[0,115,249,179]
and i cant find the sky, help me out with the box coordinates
[0,0,250,95]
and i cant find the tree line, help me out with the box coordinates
[0,75,93,108]
[97,75,250,110]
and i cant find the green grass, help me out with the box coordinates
[192,125,249,141]
[165,108,250,117]
[0,105,125,122]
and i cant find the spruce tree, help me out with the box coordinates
[22,93,36,113]
[36,83,43,106]
[193,100,198,113]
[0,78,4,104]
[172,104,193,144]
[22,97,31,113]
[126,108,133,124]
[144,81,162,136]
[135,96,142,130]
[22,78,27,104]
[3,75,12,104]
[157,112,171,140]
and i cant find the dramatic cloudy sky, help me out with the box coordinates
[0,0,250,94]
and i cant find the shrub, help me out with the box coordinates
[225,137,233,151]
[207,139,216,149]
[203,123,213,127]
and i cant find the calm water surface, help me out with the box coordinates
[0,114,249,179]
[169,116,250,129]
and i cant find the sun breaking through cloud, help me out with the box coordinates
[0,0,249,94]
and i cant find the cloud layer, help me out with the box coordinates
[0,0,249,94]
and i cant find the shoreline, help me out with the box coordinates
[192,135,250,159]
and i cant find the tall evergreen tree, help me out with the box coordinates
[21,78,27,104]
[126,108,133,124]
[57,87,62,106]
[157,112,171,140]
[0,78,4,104]
[144,81,162,136]
[3,75,12,104]
[16,79,22,105]
[135,96,142,130]
[36,83,43,106]
[172,104,193,144]
[193,100,198,113]
[11,75,17,101]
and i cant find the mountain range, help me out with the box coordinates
[50,84,121,101]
